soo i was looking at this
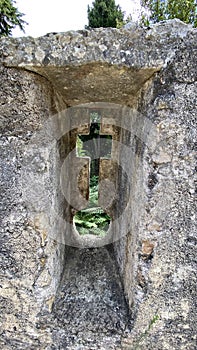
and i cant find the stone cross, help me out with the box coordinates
[77,117,113,200]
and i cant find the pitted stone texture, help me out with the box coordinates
[0,20,196,106]
[0,67,66,348]
[0,19,195,69]
[0,19,196,350]
[47,247,131,350]
[118,56,197,349]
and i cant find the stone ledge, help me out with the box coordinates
[0,19,196,69]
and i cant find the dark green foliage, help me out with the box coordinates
[0,0,26,37]
[75,113,111,236]
[74,176,111,236]
[140,0,197,27]
[87,0,124,28]
[166,0,197,26]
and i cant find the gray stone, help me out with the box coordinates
[0,20,196,349]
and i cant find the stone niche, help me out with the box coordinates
[0,20,196,349]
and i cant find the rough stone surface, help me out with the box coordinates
[0,66,67,348]
[0,20,196,349]
[47,247,131,349]
[0,19,196,106]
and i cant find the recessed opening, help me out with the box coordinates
[74,112,112,236]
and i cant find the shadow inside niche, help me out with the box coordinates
[48,245,131,348]
[74,112,112,237]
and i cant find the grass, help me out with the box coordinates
[74,175,111,236]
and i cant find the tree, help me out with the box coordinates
[0,0,26,37]
[140,0,197,27]
[87,0,125,28]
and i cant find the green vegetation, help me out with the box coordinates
[87,0,125,28]
[74,112,111,236]
[0,0,26,37]
[140,0,197,27]
[74,175,111,236]
[132,315,159,349]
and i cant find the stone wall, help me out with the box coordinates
[119,44,197,349]
[0,19,196,349]
[0,65,70,347]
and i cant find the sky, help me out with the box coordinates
[13,0,141,38]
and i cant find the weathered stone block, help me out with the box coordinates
[0,19,196,349]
